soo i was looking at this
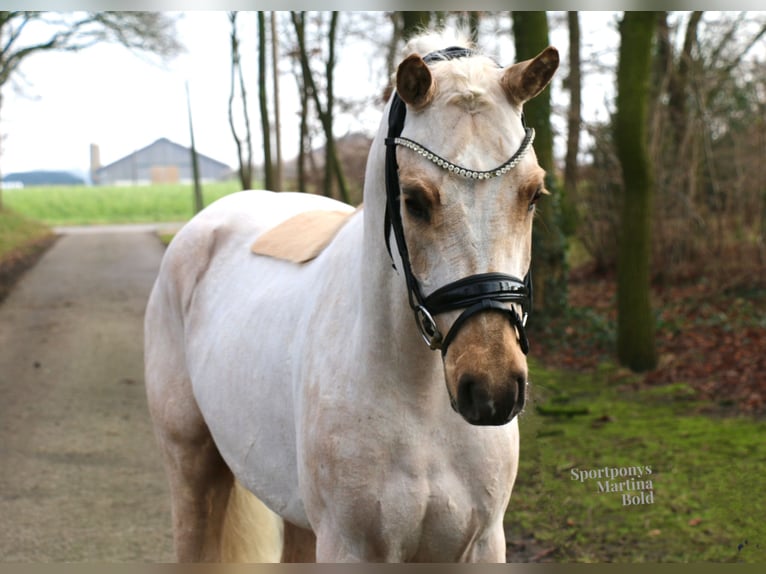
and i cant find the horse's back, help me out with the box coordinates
[169,190,354,270]
[148,189,353,339]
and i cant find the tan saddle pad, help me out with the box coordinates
[251,208,356,264]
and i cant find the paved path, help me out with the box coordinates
[0,227,175,561]
[53,222,185,236]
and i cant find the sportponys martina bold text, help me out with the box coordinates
[571,465,655,506]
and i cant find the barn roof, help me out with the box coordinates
[95,137,231,174]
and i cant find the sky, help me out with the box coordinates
[2,12,304,179]
[0,11,624,181]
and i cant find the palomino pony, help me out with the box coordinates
[145,30,558,562]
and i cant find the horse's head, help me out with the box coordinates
[388,39,558,426]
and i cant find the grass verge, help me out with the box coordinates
[507,360,766,562]
[0,208,56,302]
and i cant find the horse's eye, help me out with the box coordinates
[528,186,543,212]
[404,192,431,222]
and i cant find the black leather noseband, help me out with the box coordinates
[383,47,534,357]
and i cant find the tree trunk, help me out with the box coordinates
[258,11,274,190]
[400,12,431,40]
[562,11,581,235]
[290,11,348,202]
[615,11,658,372]
[186,82,203,214]
[328,12,349,203]
[323,12,338,200]
[668,11,703,150]
[291,13,308,194]
[512,11,568,317]
[469,12,481,42]
[382,13,401,103]
[270,12,283,191]
[228,11,253,190]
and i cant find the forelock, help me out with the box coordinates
[401,28,473,59]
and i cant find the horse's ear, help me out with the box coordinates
[502,46,559,105]
[396,54,435,110]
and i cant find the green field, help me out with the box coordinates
[509,360,765,563]
[3,181,245,226]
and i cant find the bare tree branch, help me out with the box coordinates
[0,10,182,207]
[1,12,181,85]
[228,11,253,190]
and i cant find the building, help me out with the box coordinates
[2,170,86,187]
[92,138,232,186]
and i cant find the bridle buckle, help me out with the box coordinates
[414,305,443,350]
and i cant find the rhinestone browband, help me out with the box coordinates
[389,127,535,180]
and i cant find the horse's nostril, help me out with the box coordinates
[457,375,476,407]
[457,374,495,423]
[514,375,526,398]
[455,371,526,425]
[510,375,528,419]
[457,375,482,419]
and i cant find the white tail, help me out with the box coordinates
[220,481,284,562]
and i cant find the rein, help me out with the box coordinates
[384,47,534,356]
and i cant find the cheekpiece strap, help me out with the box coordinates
[384,46,474,296]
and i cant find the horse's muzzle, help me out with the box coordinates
[451,373,527,426]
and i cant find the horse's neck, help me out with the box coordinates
[358,133,441,381]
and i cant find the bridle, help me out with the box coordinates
[384,47,534,357]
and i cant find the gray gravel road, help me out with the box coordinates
[0,228,175,561]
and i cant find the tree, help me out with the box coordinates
[400,12,431,41]
[650,12,766,280]
[562,11,581,236]
[578,12,765,288]
[469,12,482,42]
[258,12,274,191]
[290,11,348,202]
[0,11,181,209]
[185,82,203,214]
[381,12,432,104]
[289,13,310,194]
[228,11,254,191]
[664,11,703,150]
[376,10,433,104]
[615,11,659,372]
[511,11,568,317]
[270,12,283,192]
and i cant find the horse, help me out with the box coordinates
[144,29,558,563]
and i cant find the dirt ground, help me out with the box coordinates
[0,228,174,561]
